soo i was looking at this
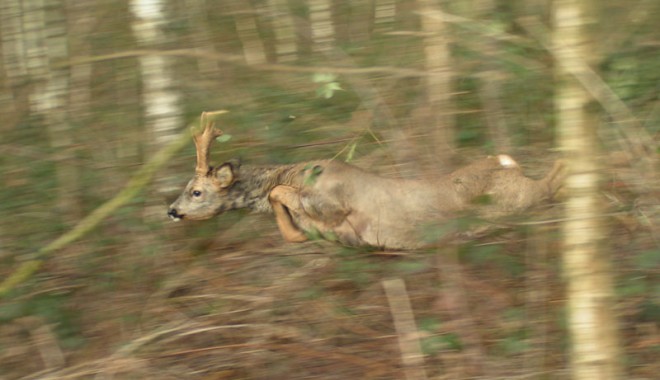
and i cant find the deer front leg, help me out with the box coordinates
[268,185,308,243]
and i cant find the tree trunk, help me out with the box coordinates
[186,0,220,75]
[232,0,267,65]
[553,0,623,379]
[130,0,183,223]
[130,0,182,148]
[308,0,335,52]
[265,0,298,62]
[470,0,512,153]
[418,0,455,164]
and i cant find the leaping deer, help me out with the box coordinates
[168,112,563,249]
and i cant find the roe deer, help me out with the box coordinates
[168,112,563,249]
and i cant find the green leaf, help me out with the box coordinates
[421,335,446,355]
[322,230,339,242]
[303,165,324,186]
[326,82,343,92]
[304,227,323,241]
[215,134,232,143]
[312,73,337,83]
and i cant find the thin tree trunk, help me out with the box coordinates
[374,0,396,32]
[0,0,27,129]
[553,0,623,378]
[232,0,267,65]
[66,0,93,129]
[130,0,182,147]
[130,0,183,221]
[308,0,335,52]
[265,0,298,62]
[186,0,220,75]
[471,0,512,152]
[418,0,455,164]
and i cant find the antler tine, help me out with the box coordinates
[193,111,226,176]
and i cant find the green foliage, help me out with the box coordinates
[299,286,324,300]
[313,73,344,99]
[303,164,324,186]
[215,134,232,143]
[418,317,463,354]
[497,334,529,356]
[335,250,373,287]
[460,243,524,277]
[391,259,430,274]
[634,249,660,270]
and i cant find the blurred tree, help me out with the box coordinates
[418,0,454,164]
[553,0,623,379]
[1,0,81,223]
[130,0,182,147]
[66,1,94,126]
[265,0,298,62]
[130,0,182,205]
[232,0,267,65]
[185,0,220,75]
[309,0,336,52]
[470,0,512,152]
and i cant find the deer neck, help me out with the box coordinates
[228,164,301,213]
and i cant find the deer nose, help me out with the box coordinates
[168,208,183,220]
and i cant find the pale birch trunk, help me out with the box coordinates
[130,0,182,148]
[553,0,623,379]
[130,0,183,221]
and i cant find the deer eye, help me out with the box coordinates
[192,190,202,197]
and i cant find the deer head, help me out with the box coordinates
[168,111,237,221]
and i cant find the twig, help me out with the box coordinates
[59,48,436,78]
[382,278,428,380]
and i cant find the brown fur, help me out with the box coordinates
[169,155,564,250]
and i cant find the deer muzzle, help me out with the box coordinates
[167,207,183,221]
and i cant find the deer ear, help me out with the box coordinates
[215,163,235,188]
[227,157,241,169]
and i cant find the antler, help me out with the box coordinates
[193,111,226,176]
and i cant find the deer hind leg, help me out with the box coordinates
[299,188,349,226]
[268,185,308,243]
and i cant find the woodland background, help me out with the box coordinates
[0,0,658,379]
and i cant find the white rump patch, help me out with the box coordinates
[497,154,519,168]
